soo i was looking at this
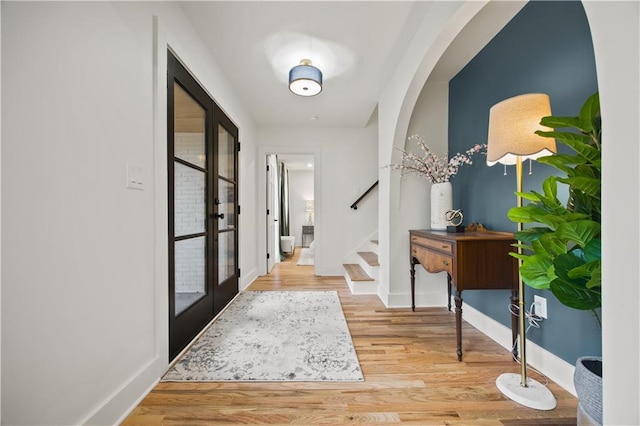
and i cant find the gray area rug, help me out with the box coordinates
[162,290,364,382]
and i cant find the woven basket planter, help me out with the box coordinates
[574,356,603,425]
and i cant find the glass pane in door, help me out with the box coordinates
[174,83,206,168]
[172,79,208,316]
[218,125,235,180]
[218,179,235,230]
[218,231,235,284]
[174,162,205,236]
[174,236,206,315]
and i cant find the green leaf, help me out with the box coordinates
[520,254,553,289]
[538,153,587,167]
[542,177,558,200]
[537,235,567,256]
[507,205,549,223]
[556,176,601,198]
[550,278,601,310]
[586,262,602,289]
[568,259,601,281]
[583,238,602,262]
[579,92,600,133]
[555,220,601,248]
[515,227,552,243]
[540,115,581,130]
[536,131,599,162]
[516,191,542,202]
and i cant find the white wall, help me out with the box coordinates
[288,170,314,246]
[1,2,257,425]
[257,125,378,276]
[581,3,640,424]
[390,80,451,307]
[377,1,484,306]
[0,2,3,420]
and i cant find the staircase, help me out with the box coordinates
[343,238,379,294]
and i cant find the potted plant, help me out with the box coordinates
[507,91,602,424]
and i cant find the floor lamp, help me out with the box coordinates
[486,93,558,410]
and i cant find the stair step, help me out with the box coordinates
[371,240,378,245]
[343,264,374,281]
[357,251,379,266]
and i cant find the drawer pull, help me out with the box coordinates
[441,245,448,249]
[442,260,449,266]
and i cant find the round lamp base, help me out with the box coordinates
[496,373,557,411]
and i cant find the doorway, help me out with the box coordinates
[266,154,315,272]
[167,51,239,360]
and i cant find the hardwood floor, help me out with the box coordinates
[122,249,578,425]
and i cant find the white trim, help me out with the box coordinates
[462,303,577,396]
[240,267,259,291]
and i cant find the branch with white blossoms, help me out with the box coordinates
[387,134,487,184]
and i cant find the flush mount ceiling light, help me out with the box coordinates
[289,59,322,96]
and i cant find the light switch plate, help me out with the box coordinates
[126,163,144,190]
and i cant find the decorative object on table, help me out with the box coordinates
[445,209,465,233]
[486,93,557,410]
[505,92,602,423]
[387,134,486,230]
[431,182,452,230]
[163,291,363,382]
[305,199,314,225]
[465,222,488,232]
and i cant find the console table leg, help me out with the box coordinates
[510,289,519,360]
[455,291,463,361]
[410,259,416,312]
[447,275,452,312]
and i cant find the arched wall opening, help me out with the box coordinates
[380,1,639,424]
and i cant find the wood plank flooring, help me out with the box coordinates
[122,249,578,425]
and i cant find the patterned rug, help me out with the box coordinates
[162,291,364,382]
[296,248,314,265]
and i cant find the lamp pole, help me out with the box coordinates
[515,155,528,387]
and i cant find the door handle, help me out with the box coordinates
[212,213,225,219]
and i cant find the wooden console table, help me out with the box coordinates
[409,229,519,361]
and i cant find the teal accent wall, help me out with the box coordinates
[448,1,601,364]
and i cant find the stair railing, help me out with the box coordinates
[350,181,379,210]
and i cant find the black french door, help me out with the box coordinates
[168,51,239,361]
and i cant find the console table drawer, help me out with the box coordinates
[411,245,453,275]
[410,235,453,254]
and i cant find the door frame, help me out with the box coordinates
[257,146,322,276]
[167,50,239,361]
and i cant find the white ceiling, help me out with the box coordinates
[179,1,527,129]
[180,1,434,128]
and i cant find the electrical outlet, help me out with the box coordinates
[534,295,548,319]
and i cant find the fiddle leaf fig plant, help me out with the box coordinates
[508,92,601,325]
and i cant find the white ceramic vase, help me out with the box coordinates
[430,182,453,230]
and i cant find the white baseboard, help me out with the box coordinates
[462,303,577,397]
[82,357,163,425]
[241,268,258,291]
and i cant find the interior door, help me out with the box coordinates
[266,154,277,272]
[168,51,239,360]
[212,109,239,314]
